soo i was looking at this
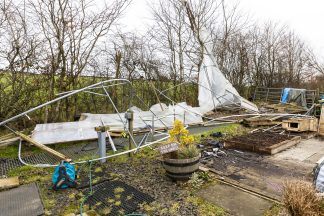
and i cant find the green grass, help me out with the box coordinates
[0,142,45,159]
[0,144,19,158]
[194,123,248,142]
[187,196,226,216]
[263,204,284,216]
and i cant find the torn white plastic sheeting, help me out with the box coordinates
[196,30,258,113]
[31,102,203,145]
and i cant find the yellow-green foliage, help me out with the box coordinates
[0,143,43,159]
[187,196,226,216]
[94,167,102,173]
[263,204,283,216]
[169,202,180,215]
[114,187,125,194]
[100,207,111,215]
[168,119,195,146]
[168,120,199,159]
[134,146,159,159]
[0,145,19,158]
[8,165,35,177]
[8,165,53,184]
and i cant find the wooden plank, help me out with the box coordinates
[0,133,16,141]
[0,177,19,189]
[268,136,301,155]
[319,105,324,136]
[0,137,20,147]
[15,132,70,161]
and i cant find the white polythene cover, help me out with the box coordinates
[31,102,203,145]
[197,30,258,113]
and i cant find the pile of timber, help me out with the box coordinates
[0,133,19,147]
[265,103,307,114]
[242,115,283,127]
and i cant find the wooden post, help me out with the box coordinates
[266,88,269,102]
[319,104,324,136]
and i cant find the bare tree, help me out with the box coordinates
[28,0,130,121]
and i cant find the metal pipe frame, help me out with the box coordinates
[0,79,132,127]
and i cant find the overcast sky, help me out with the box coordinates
[119,0,324,59]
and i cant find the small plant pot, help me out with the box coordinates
[162,154,201,180]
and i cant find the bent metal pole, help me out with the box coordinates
[0,79,131,127]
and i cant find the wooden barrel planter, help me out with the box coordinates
[162,154,200,180]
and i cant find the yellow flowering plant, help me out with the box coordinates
[168,119,199,159]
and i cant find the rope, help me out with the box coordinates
[79,160,93,216]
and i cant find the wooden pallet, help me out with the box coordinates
[242,115,282,127]
[282,117,318,132]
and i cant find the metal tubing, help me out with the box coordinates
[56,82,128,96]
[0,79,131,127]
[101,85,138,148]
[18,134,170,167]
[97,131,106,163]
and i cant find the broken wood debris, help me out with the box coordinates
[15,131,70,161]
[242,115,283,127]
[0,133,19,147]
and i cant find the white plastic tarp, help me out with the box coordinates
[31,102,203,144]
[196,31,258,113]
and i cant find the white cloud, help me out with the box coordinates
[119,0,324,58]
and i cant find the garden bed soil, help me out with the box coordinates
[224,132,301,154]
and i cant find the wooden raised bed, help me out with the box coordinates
[225,132,301,155]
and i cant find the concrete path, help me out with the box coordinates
[197,183,273,216]
[273,137,324,164]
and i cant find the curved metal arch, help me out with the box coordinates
[0,79,132,127]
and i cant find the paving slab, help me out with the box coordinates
[197,183,273,216]
[0,176,19,189]
[0,183,44,216]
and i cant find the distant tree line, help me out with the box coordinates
[0,0,323,127]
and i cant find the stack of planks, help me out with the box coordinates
[0,133,19,147]
[242,115,282,127]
